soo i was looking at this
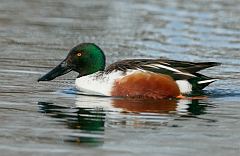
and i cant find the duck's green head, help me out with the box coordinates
[38,43,105,81]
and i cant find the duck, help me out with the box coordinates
[38,43,220,99]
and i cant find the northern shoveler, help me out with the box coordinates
[38,43,220,99]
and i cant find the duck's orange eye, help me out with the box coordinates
[77,52,82,57]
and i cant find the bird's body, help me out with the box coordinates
[76,70,181,99]
[38,43,220,99]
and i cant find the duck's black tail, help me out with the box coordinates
[189,73,218,91]
[183,61,220,91]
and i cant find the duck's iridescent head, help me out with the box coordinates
[38,43,105,81]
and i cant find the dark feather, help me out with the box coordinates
[173,62,221,73]
[105,59,220,80]
[188,73,218,90]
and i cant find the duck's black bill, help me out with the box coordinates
[38,60,72,82]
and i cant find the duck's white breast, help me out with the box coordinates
[75,71,125,96]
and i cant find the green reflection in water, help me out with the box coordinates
[38,102,105,146]
[37,98,210,145]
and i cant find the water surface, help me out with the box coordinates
[0,0,240,156]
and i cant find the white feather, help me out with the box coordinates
[176,80,192,94]
[198,79,217,84]
[144,64,179,72]
[143,64,195,77]
[75,70,137,96]
[75,71,121,96]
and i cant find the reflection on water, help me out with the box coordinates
[38,101,105,146]
[37,96,209,145]
[112,98,208,115]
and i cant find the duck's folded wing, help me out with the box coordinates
[159,60,221,73]
[105,59,220,80]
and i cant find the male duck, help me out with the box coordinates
[38,43,220,99]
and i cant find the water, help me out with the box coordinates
[0,0,240,155]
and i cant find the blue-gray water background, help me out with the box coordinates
[0,0,240,156]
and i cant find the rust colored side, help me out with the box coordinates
[111,71,180,99]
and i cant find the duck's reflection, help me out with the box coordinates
[112,98,177,114]
[38,102,105,146]
[37,96,209,145]
[74,96,208,115]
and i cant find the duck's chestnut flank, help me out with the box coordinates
[111,71,180,99]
